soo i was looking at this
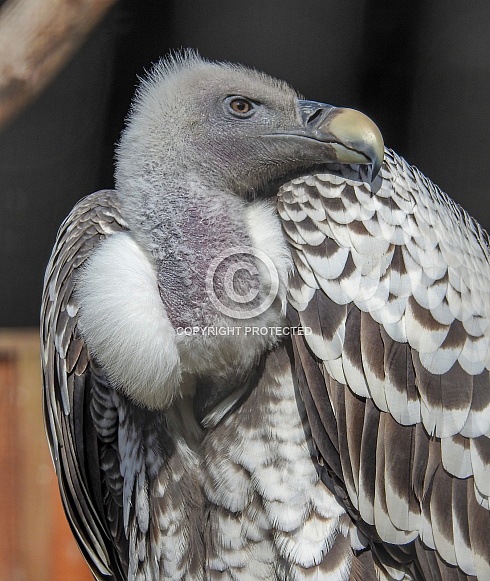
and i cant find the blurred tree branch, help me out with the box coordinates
[0,0,117,131]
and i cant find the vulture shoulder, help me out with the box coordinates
[279,149,490,579]
[41,190,221,581]
[41,190,129,580]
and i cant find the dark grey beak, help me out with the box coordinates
[298,100,384,176]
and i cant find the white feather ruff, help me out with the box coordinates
[77,232,182,409]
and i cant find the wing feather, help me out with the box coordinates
[42,191,129,580]
[358,399,379,528]
[280,150,490,578]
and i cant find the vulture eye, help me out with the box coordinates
[226,97,256,118]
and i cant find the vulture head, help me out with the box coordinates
[78,51,383,412]
[115,51,383,203]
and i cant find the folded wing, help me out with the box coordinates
[279,150,490,579]
[41,191,129,580]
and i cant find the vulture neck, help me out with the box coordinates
[138,178,255,329]
[120,174,290,424]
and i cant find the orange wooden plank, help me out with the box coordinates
[0,348,22,580]
[0,329,93,581]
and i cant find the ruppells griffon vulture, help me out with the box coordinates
[42,52,490,580]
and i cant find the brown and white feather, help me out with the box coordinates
[278,150,490,579]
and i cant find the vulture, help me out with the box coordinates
[41,51,490,581]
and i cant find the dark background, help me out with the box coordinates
[2,0,490,327]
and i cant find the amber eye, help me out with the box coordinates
[227,97,255,117]
[231,99,251,114]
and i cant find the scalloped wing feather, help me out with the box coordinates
[279,150,490,579]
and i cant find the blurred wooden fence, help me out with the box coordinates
[0,329,92,581]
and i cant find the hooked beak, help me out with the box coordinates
[296,100,384,177]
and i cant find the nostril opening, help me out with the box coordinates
[306,108,324,125]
